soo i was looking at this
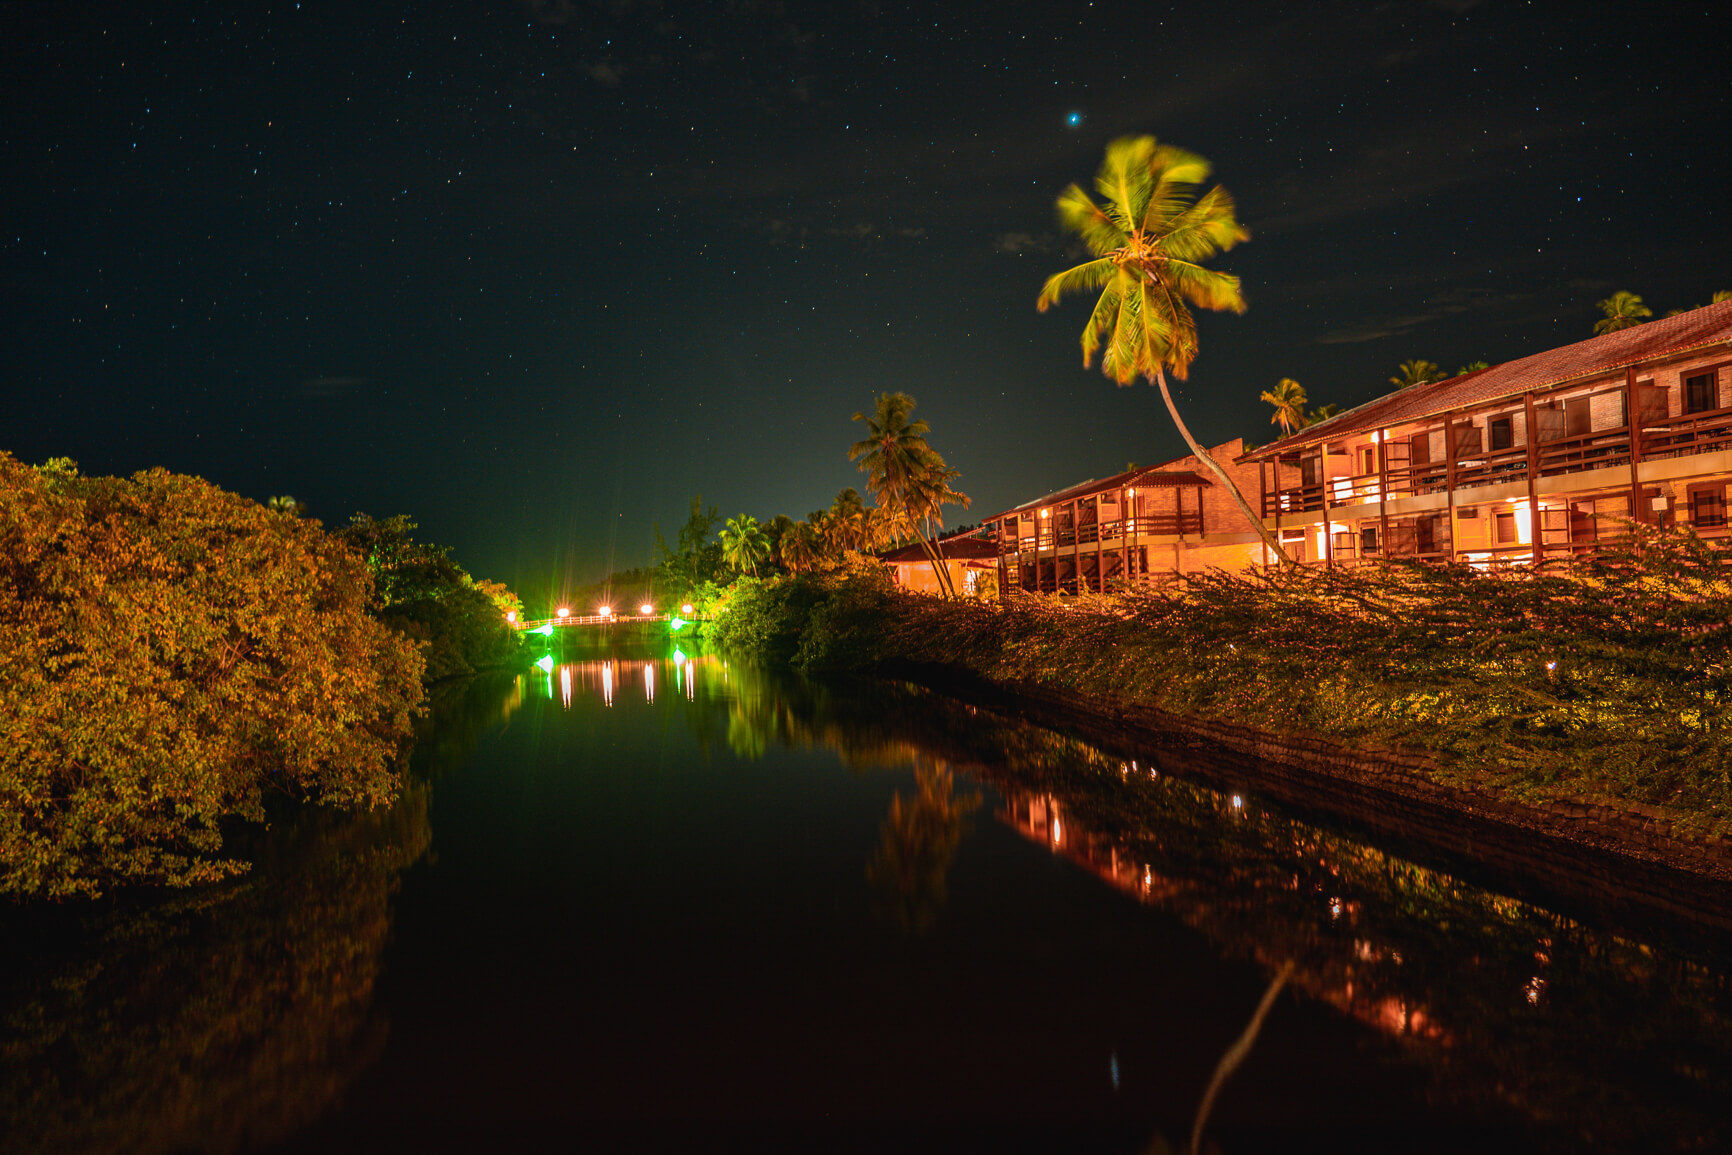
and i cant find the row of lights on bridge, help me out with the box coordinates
[509,603,696,623]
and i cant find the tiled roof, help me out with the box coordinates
[1240,300,1732,462]
[878,536,1001,563]
[985,460,1219,523]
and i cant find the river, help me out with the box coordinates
[3,644,1730,1153]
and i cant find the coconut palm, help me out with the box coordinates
[779,520,823,573]
[1303,403,1343,428]
[1456,360,1489,376]
[266,495,306,516]
[1036,135,1290,563]
[1390,360,1444,390]
[849,392,968,597]
[1714,290,1732,304]
[1593,291,1651,335]
[719,514,770,578]
[1259,378,1307,437]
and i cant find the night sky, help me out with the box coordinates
[6,0,1729,594]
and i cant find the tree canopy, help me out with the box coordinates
[0,455,425,898]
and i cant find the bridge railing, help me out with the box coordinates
[516,612,712,630]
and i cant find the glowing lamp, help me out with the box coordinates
[534,623,554,637]
[1126,488,1136,498]
[681,603,694,615]
[669,617,688,632]
[1039,508,1050,519]
[599,605,612,617]
[506,610,516,623]
[556,607,569,618]
[639,603,654,615]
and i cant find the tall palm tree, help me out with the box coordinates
[1390,360,1444,389]
[1593,291,1651,335]
[779,520,823,573]
[1303,403,1342,428]
[719,514,770,577]
[1036,135,1290,564]
[1259,378,1307,437]
[849,392,967,597]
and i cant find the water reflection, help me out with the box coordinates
[866,759,981,933]
[0,788,431,1155]
[570,653,1732,1149]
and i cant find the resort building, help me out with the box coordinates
[880,536,1001,596]
[1240,301,1732,566]
[979,439,1268,594]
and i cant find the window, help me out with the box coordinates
[1452,423,1483,458]
[1489,416,1514,451]
[1359,446,1377,475]
[1300,453,1322,486]
[1565,397,1591,436]
[1685,372,1717,414]
[1361,525,1379,554]
[1281,528,1305,542]
[1690,484,1727,529]
[1416,515,1439,554]
[1495,511,1518,544]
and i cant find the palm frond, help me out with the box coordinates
[1054,185,1125,256]
[1095,136,1155,234]
[1037,258,1118,313]
[1159,185,1250,262]
[1168,262,1247,315]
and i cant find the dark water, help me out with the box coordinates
[4,646,1732,1153]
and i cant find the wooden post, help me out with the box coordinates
[1524,392,1542,564]
[1321,449,1335,569]
[1626,367,1644,527]
[1377,432,1390,564]
[1120,485,1132,589]
[1444,415,1460,562]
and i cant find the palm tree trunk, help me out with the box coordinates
[915,531,955,599]
[1152,366,1294,566]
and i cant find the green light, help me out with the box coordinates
[535,623,555,637]
[672,647,688,664]
[535,654,555,672]
[669,617,688,632]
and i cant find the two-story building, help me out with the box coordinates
[979,439,1269,594]
[1239,301,1732,565]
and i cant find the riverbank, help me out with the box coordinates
[707,532,1732,887]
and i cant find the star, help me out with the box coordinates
[1065,110,1084,129]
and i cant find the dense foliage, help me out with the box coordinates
[0,456,425,898]
[337,514,523,681]
[711,528,1732,831]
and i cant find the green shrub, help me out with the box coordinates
[0,456,425,898]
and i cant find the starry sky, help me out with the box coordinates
[5,0,1729,593]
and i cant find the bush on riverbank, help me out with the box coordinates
[0,456,425,898]
[712,527,1732,831]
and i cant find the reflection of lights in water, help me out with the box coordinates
[643,661,654,703]
[535,654,555,673]
[1231,795,1243,810]
[1330,897,1342,920]
[1143,865,1151,890]
[601,661,614,707]
[1052,815,1062,846]
[560,665,572,709]
[1526,977,1546,1004]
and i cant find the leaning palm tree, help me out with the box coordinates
[719,514,770,578]
[1594,291,1652,335]
[1036,135,1290,564]
[1259,378,1308,437]
[849,392,968,597]
[1390,360,1444,389]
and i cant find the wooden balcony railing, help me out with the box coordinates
[996,513,1204,553]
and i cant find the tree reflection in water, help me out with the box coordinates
[0,786,431,1155]
[616,651,1732,1150]
[866,760,981,933]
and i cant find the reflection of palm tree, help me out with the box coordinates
[865,762,980,933]
[1259,378,1307,437]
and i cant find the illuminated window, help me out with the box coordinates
[1495,511,1518,544]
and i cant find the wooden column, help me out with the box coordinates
[1626,367,1644,524]
[1444,415,1460,562]
[1259,463,1272,568]
[1377,433,1390,563]
[1120,486,1131,589]
[1524,393,1542,564]
[1321,450,1335,569]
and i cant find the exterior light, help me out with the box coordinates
[639,602,654,615]
[534,623,554,637]
[1040,508,1050,519]
[681,603,694,615]
[669,617,688,632]
[506,610,516,623]
[556,607,569,618]
[1126,488,1136,498]
[599,605,612,617]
